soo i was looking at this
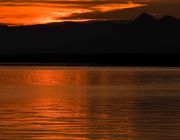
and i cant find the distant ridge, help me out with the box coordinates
[131,13,180,25]
[159,15,180,24]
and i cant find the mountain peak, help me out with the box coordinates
[139,13,153,17]
[132,13,157,24]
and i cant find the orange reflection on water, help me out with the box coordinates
[0,1,146,25]
[1,67,180,139]
[0,67,138,88]
[0,67,159,139]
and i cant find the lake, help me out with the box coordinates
[0,66,180,139]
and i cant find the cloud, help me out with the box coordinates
[62,2,180,21]
[0,0,180,25]
[0,0,147,25]
[92,1,146,12]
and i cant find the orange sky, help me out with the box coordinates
[0,0,180,25]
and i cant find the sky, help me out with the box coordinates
[0,0,180,25]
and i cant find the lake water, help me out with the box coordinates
[0,66,180,140]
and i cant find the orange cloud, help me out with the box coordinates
[0,1,146,25]
[93,1,146,12]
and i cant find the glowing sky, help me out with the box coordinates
[0,0,180,25]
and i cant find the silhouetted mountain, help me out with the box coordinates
[0,13,180,66]
[131,13,157,25]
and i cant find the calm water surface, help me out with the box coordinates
[0,66,180,140]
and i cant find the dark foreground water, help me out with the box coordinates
[0,66,180,140]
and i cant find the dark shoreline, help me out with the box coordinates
[0,64,179,67]
[0,13,180,66]
[0,54,179,67]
